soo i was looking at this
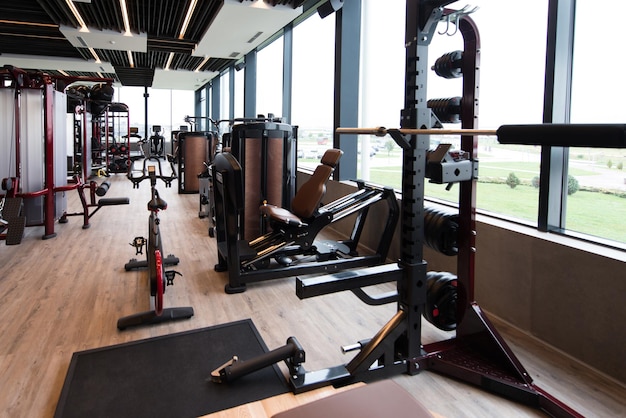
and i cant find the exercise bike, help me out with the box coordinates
[117,156,194,330]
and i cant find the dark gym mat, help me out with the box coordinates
[54,319,289,418]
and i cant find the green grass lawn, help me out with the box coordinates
[362,163,625,244]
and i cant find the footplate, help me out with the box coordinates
[2,198,25,245]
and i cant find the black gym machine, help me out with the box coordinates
[210,3,592,417]
[211,148,400,294]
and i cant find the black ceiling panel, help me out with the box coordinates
[114,65,155,87]
[0,0,303,87]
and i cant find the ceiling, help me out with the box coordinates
[0,0,306,90]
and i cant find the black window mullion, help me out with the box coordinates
[540,0,575,232]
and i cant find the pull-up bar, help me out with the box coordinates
[337,124,626,148]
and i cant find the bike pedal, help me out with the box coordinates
[164,270,182,286]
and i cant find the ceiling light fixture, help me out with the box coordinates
[58,69,70,76]
[64,0,88,32]
[127,50,134,68]
[179,0,198,39]
[194,56,210,72]
[119,0,132,35]
[164,52,174,71]
[88,47,101,63]
[0,20,57,28]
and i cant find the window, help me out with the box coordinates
[172,90,194,131]
[458,0,548,223]
[220,71,230,121]
[358,1,548,224]
[234,66,244,119]
[256,36,284,119]
[117,86,146,138]
[116,86,194,141]
[291,12,335,169]
[358,0,405,184]
[568,0,626,245]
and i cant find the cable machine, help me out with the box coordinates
[0,66,122,242]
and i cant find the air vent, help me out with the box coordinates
[229,52,240,58]
[247,31,263,43]
[77,36,88,47]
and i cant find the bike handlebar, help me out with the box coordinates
[127,156,177,189]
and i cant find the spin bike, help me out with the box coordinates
[117,156,194,330]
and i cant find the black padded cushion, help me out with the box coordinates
[497,124,626,148]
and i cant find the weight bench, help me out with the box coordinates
[60,179,129,229]
[272,380,434,418]
[260,148,343,227]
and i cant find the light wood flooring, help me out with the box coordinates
[1,173,625,418]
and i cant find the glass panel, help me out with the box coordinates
[116,86,194,142]
[171,90,194,132]
[569,1,626,245]
[117,86,146,139]
[359,1,548,224]
[234,67,244,118]
[220,70,230,122]
[431,1,548,222]
[292,13,335,170]
[358,0,405,186]
[256,36,284,119]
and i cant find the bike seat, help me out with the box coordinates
[148,196,167,211]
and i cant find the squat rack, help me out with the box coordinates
[212,2,584,416]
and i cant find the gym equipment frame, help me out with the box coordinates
[209,2,624,416]
[211,150,399,294]
[118,156,194,330]
[58,177,130,229]
[1,66,117,242]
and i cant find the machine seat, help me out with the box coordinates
[260,148,342,226]
[98,197,130,207]
[261,205,306,227]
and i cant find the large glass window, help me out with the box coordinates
[358,0,405,183]
[359,1,548,224]
[117,86,146,138]
[292,13,335,170]
[220,70,230,122]
[456,0,548,223]
[256,36,284,119]
[172,90,194,131]
[569,1,626,245]
[116,86,193,142]
[234,66,244,119]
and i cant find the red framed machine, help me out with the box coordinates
[0,66,118,242]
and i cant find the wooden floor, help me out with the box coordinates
[1,173,625,418]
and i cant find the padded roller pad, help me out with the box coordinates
[98,197,130,206]
[497,124,626,148]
